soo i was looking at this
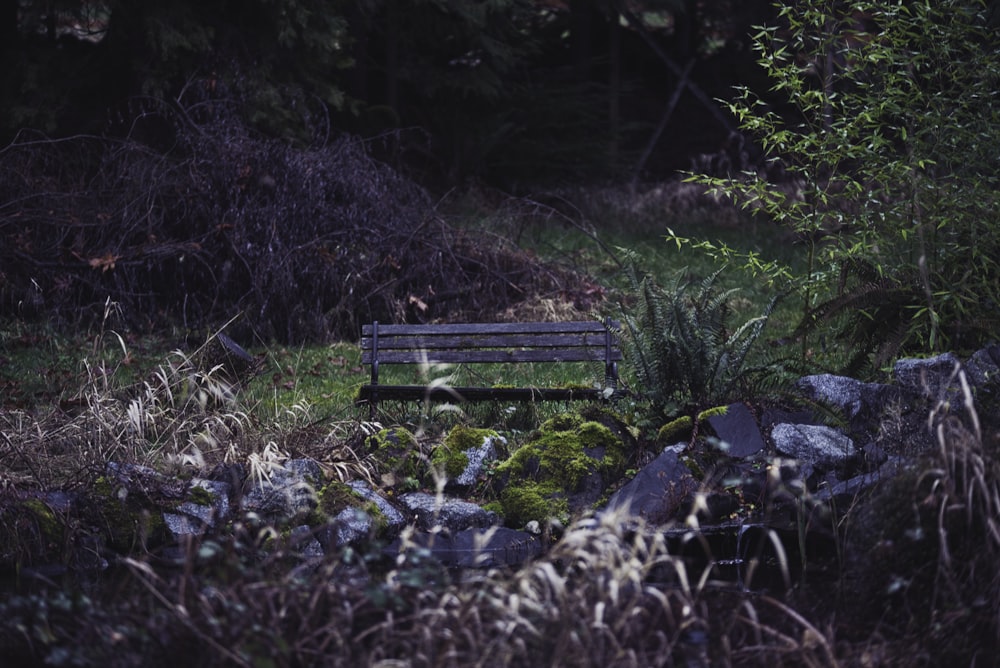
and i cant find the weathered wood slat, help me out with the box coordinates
[363,348,616,365]
[358,319,621,416]
[356,385,603,403]
[362,322,609,336]
[361,332,612,350]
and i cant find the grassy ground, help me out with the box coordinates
[1,183,808,422]
[2,185,998,666]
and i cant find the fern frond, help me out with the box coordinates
[618,258,777,420]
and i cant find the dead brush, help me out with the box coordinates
[917,369,1000,661]
[113,344,254,469]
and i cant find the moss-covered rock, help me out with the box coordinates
[365,427,425,488]
[89,475,170,554]
[312,481,389,536]
[0,496,68,568]
[430,426,501,487]
[495,412,628,528]
[499,480,567,529]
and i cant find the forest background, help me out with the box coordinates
[0,0,789,343]
[3,3,1000,665]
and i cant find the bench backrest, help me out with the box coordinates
[361,320,621,380]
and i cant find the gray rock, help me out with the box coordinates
[163,478,232,537]
[771,423,855,469]
[964,345,1000,390]
[706,402,765,457]
[796,374,908,441]
[241,458,323,523]
[813,457,907,502]
[347,480,407,532]
[451,433,503,488]
[288,524,325,558]
[603,449,696,524]
[384,526,542,568]
[796,374,866,420]
[329,507,376,547]
[893,353,961,399]
[398,492,498,531]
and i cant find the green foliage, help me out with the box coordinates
[2,0,354,141]
[495,412,626,527]
[696,0,1000,371]
[619,253,775,421]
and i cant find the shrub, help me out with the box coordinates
[619,254,775,422]
[0,99,579,343]
[695,0,1000,373]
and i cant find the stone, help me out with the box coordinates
[705,402,765,458]
[796,374,866,420]
[163,478,231,537]
[964,345,1000,390]
[347,480,407,533]
[813,457,907,503]
[771,423,855,469]
[241,458,323,523]
[796,374,908,440]
[603,448,697,524]
[328,507,376,547]
[384,526,542,568]
[893,353,961,399]
[397,492,498,531]
[288,525,325,558]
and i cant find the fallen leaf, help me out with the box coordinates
[88,253,121,272]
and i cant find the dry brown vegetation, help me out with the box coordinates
[1,329,999,665]
[0,101,590,344]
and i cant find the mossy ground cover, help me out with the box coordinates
[2,189,806,419]
[2,190,998,665]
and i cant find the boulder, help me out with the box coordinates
[162,478,232,537]
[241,458,323,524]
[705,402,765,458]
[397,492,498,531]
[771,423,855,470]
[384,526,542,568]
[604,448,697,523]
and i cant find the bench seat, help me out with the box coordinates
[358,319,621,416]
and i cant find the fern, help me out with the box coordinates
[794,258,1000,375]
[619,254,777,422]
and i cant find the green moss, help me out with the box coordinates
[656,405,729,445]
[431,444,469,480]
[501,419,622,491]
[481,501,504,516]
[90,476,169,554]
[680,455,705,480]
[697,405,729,421]
[495,412,627,527]
[365,426,418,452]
[187,483,216,506]
[540,412,583,433]
[657,416,693,444]
[430,426,498,481]
[444,425,496,452]
[312,481,389,535]
[500,480,567,529]
[365,427,424,485]
[22,498,63,545]
[316,481,365,516]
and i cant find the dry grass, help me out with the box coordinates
[3,329,1000,665]
[0,331,374,491]
[84,508,847,668]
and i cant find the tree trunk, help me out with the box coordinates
[608,7,620,167]
[384,0,399,112]
[1,0,18,53]
[570,0,592,82]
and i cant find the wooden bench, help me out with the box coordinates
[358,319,621,417]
